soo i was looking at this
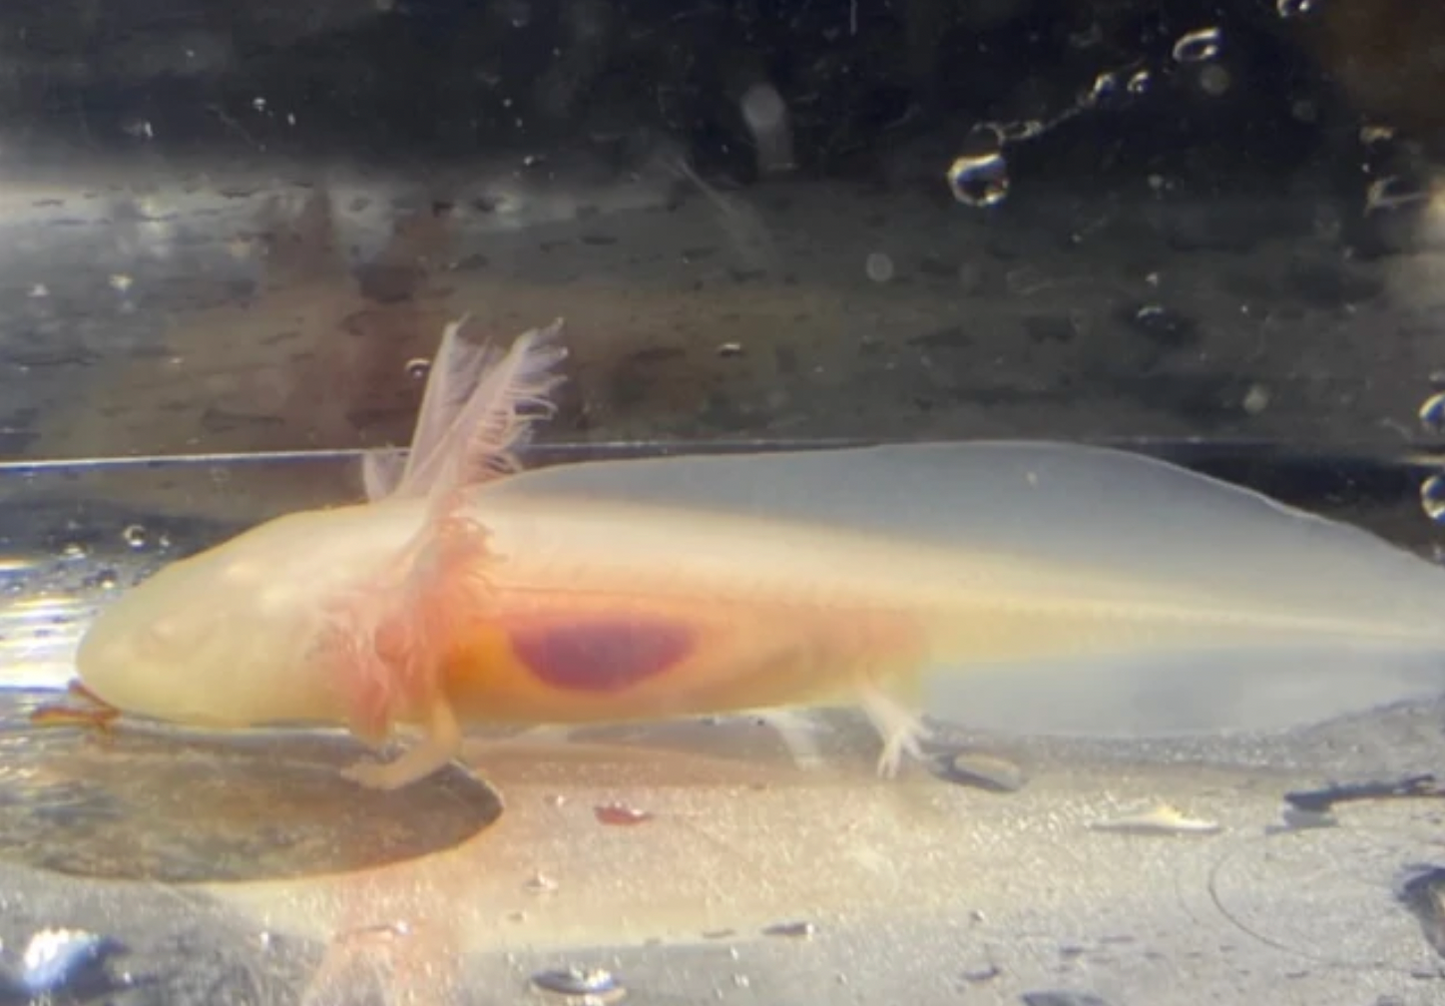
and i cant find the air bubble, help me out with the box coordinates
[531,967,625,1002]
[1173,26,1222,63]
[996,119,1043,143]
[1277,0,1314,16]
[405,358,431,380]
[865,252,895,283]
[14,928,123,999]
[947,127,1009,207]
[1242,383,1271,415]
[1420,392,1445,434]
[1422,474,1445,523]
[122,524,149,550]
[739,81,795,174]
[524,871,558,894]
[1085,72,1119,107]
[1360,124,1395,145]
[1198,64,1232,97]
[1127,69,1152,95]
[1365,175,1428,214]
[740,84,786,134]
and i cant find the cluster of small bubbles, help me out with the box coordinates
[864,252,895,283]
[1421,474,1445,523]
[947,126,1009,207]
[1421,361,1445,521]
[1419,391,1445,434]
[1173,26,1222,63]
[1277,0,1315,16]
[121,524,149,550]
[405,357,431,380]
[1085,68,1149,107]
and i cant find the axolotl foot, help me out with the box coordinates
[341,738,464,790]
[30,680,121,732]
[859,683,932,779]
[341,699,465,791]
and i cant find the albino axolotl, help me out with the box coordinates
[68,315,1445,789]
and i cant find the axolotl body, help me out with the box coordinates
[73,316,1445,789]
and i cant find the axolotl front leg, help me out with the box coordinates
[317,510,498,791]
[311,315,570,789]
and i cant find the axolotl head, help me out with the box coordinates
[75,504,412,731]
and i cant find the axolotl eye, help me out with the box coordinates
[142,617,180,652]
[136,608,219,662]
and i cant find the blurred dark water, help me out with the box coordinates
[0,0,1438,189]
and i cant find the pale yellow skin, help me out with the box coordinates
[73,318,1445,790]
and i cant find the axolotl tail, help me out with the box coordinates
[475,439,1445,742]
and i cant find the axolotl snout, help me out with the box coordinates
[77,501,429,734]
[72,315,1445,789]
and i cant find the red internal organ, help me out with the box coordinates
[509,617,696,692]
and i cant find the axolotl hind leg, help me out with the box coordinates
[857,676,933,778]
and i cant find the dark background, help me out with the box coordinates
[2,1,1440,197]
